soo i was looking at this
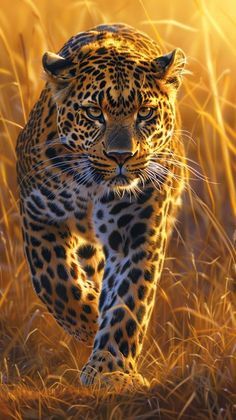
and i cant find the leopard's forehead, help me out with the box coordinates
[59,23,161,62]
[58,24,163,115]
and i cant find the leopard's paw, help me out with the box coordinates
[80,350,149,390]
[100,370,150,391]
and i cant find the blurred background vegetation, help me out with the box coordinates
[0,0,235,418]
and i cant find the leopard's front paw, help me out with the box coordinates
[80,350,119,387]
[101,370,149,391]
[80,350,149,390]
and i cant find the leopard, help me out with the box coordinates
[16,23,186,390]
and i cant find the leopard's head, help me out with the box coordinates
[43,24,185,193]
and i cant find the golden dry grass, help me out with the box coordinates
[0,0,236,418]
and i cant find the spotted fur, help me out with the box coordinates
[16,23,186,389]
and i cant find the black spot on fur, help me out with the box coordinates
[138,285,147,300]
[42,293,52,305]
[54,245,66,259]
[71,285,81,300]
[144,266,155,282]
[110,308,125,326]
[30,236,41,246]
[77,244,96,259]
[55,299,65,309]
[100,191,115,203]
[123,238,130,256]
[31,194,45,209]
[87,293,96,301]
[97,259,105,272]
[100,317,108,330]
[32,277,41,294]
[56,283,68,302]
[42,233,56,242]
[61,201,73,213]
[118,279,129,297]
[108,361,113,371]
[80,313,88,322]
[31,249,43,269]
[140,205,153,219]
[108,274,115,288]
[119,340,129,357]
[84,265,95,276]
[57,264,68,281]
[114,328,123,344]
[99,224,107,233]
[110,202,131,214]
[47,266,55,278]
[130,223,146,239]
[75,211,86,220]
[98,333,110,350]
[67,112,74,121]
[121,260,131,274]
[136,305,146,323]
[41,247,51,263]
[29,223,43,232]
[117,214,133,228]
[96,209,103,219]
[128,268,142,283]
[109,230,122,251]
[99,289,106,310]
[132,251,147,263]
[45,147,56,159]
[104,267,110,278]
[131,343,136,357]
[137,188,154,204]
[83,304,91,314]
[125,295,135,311]
[68,308,76,317]
[131,236,146,249]
[76,223,86,233]
[40,186,55,200]
[66,316,76,326]
[117,359,124,369]
[126,319,137,337]
[40,274,52,295]
[103,245,109,258]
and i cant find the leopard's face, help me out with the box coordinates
[44,30,185,192]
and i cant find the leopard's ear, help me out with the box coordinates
[42,52,75,78]
[152,48,186,90]
[42,52,76,100]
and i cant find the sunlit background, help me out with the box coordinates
[0,0,235,417]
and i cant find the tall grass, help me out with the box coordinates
[0,0,235,418]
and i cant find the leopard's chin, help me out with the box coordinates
[109,174,129,187]
[107,175,140,192]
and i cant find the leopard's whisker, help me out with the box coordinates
[18,156,89,187]
[150,157,212,183]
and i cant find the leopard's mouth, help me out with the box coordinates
[85,164,141,191]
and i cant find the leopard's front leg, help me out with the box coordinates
[19,189,105,345]
[80,187,172,388]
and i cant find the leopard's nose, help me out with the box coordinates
[106,151,134,165]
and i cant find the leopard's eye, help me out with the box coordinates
[137,107,154,120]
[85,107,104,121]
